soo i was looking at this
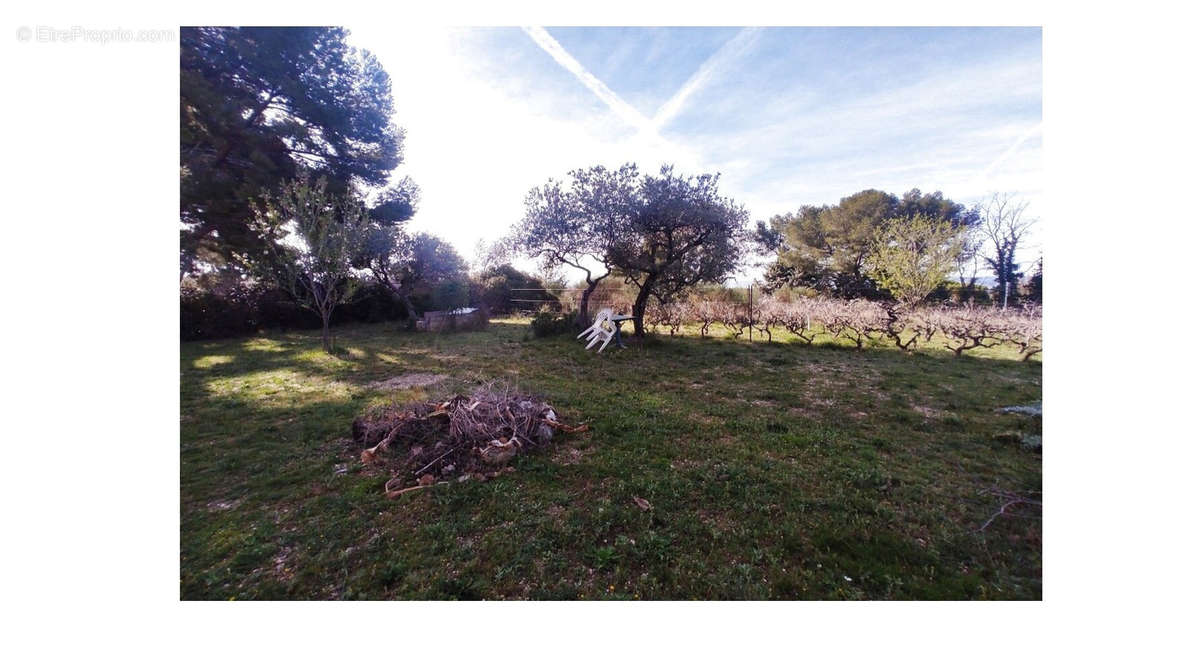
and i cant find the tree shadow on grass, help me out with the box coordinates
[181,318,1041,600]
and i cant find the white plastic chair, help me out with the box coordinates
[577,308,617,353]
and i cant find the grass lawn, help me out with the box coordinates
[181,318,1042,600]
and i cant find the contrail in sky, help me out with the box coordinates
[977,122,1042,184]
[521,26,656,136]
[653,27,762,130]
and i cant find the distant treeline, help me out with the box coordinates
[181,264,561,340]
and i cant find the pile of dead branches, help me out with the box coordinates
[351,384,586,498]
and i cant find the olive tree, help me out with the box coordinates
[510,165,635,328]
[608,165,751,337]
[247,175,372,353]
[359,227,468,323]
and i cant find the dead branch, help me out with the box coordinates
[977,489,1042,532]
[351,382,587,497]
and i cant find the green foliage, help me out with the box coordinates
[245,175,373,352]
[431,278,471,312]
[688,281,753,304]
[510,169,616,284]
[180,280,409,340]
[530,307,577,337]
[867,215,964,308]
[180,27,411,272]
[469,264,560,315]
[927,281,992,306]
[764,189,977,299]
[593,164,752,336]
[506,170,616,329]
[1023,257,1043,304]
[360,229,468,317]
[513,163,753,333]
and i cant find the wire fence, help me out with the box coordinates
[509,285,767,340]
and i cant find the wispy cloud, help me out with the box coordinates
[975,122,1042,186]
[521,26,656,136]
[350,26,1042,275]
[519,26,707,175]
[652,27,761,130]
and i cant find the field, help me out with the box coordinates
[181,318,1042,600]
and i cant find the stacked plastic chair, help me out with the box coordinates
[577,308,617,353]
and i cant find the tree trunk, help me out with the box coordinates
[1001,251,1011,309]
[378,277,419,328]
[321,314,333,353]
[577,280,598,329]
[631,279,655,338]
[400,293,418,327]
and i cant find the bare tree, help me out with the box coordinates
[979,193,1037,309]
[955,226,984,293]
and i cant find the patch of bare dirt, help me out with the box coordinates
[364,373,449,391]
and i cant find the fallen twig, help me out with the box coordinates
[384,482,432,499]
[977,489,1042,532]
[542,418,589,433]
[413,446,460,476]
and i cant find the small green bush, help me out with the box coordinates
[530,308,577,338]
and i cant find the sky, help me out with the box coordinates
[348,26,1043,283]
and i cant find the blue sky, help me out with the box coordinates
[349,26,1043,280]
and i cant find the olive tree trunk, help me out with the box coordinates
[576,277,609,329]
[631,278,656,338]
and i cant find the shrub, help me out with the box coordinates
[530,307,577,338]
[339,282,410,324]
[431,278,472,312]
[928,304,1003,357]
[471,264,561,315]
[181,278,410,341]
[822,299,888,348]
[994,304,1043,361]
